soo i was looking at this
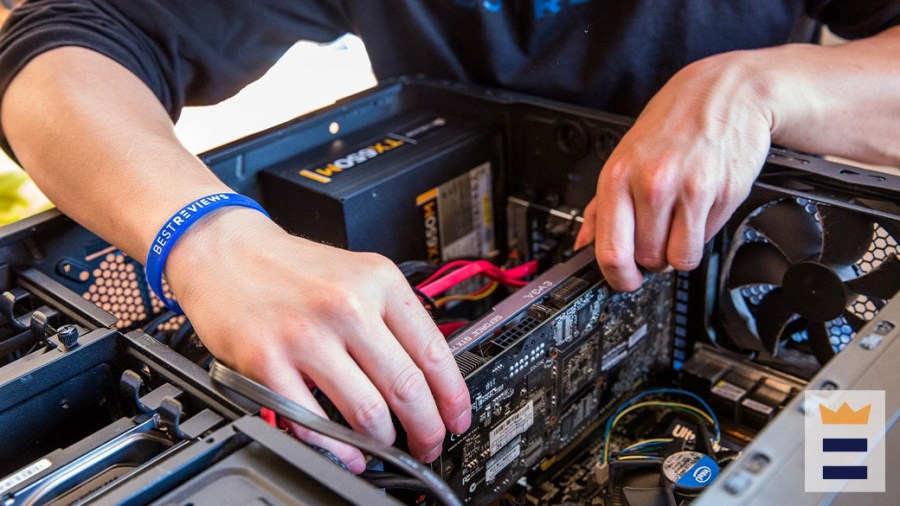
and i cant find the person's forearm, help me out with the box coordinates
[1,47,232,260]
[756,26,900,167]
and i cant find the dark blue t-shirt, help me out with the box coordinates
[0,0,897,158]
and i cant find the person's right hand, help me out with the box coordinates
[164,207,473,472]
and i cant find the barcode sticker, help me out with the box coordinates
[0,459,51,495]
[628,324,648,347]
[486,438,522,483]
[489,401,534,455]
[601,341,628,371]
[711,381,746,402]
[742,398,774,415]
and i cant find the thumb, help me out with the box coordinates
[574,197,597,249]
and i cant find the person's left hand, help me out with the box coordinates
[576,51,773,290]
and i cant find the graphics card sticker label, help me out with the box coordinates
[485,436,522,483]
[741,398,774,416]
[417,162,494,264]
[710,381,746,402]
[489,400,534,455]
[0,459,51,495]
[628,323,648,347]
[601,341,628,371]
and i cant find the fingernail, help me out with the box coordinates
[424,443,443,463]
[347,457,366,473]
[451,408,471,434]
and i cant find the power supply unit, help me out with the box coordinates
[259,113,502,263]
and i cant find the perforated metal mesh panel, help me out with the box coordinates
[81,251,176,329]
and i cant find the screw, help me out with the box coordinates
[57,324,79,350]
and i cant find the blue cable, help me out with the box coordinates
[617,439,669,454]
[602,388,721,462]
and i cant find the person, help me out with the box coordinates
[0,0,897,472]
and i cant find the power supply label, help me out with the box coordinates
[417,162,494,263]
[299,137,408,184]
[297,117,447,184]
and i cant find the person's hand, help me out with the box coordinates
[575,51,773,290]
[164,207,472,472]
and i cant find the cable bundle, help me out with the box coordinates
[416,260,538,299]
[601,388,721,465]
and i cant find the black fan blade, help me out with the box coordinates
[623,486,669,506]
[661,438,687,455]
[754,288,796,354]
[727,242,791,289]
[807,322,836,365]
[749,200,821,263]
[846,255,900,300]
[694,424,715,457]
[819,205,874,266]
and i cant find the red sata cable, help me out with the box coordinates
[418,260,538,298]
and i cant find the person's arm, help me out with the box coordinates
[2,47,471,470]
[577,26,900,291]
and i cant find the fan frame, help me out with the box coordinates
[683,158,900,379]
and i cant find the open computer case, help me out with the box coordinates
[0,78,896,506]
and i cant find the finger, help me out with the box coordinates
[631,173,676,272]
[667,199,711,271]
[383,286,471,437]
[347,321,447,462]
[253,357,367,473]
[574,197,597,249]
[594,165,643,291]
[298,342,398,448]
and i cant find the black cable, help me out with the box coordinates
[208,360,461,506]
[397,260,437,280]
[313,445,351,472]
[168,320,194,353]
[360,471,431,493]
[143,310,177,337]
[412,287,438,311]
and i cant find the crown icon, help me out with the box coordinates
[819,402,871,425]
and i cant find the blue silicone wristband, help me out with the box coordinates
[145,193,270,314]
